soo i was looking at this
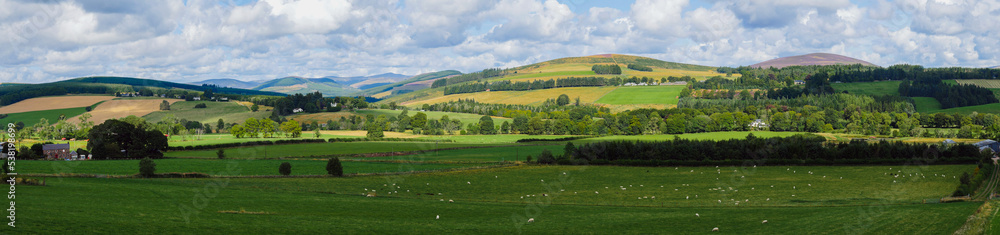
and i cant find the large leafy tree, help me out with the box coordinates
[88,119,167,160]
[478,116,495,135]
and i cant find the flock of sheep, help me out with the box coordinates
[360,165,947,231]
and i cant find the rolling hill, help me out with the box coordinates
[357,70,462,98]
[190,79,261,89]
[749,53,877,69]
[252,76,360,96]
[379,54,727,109]
[61,76,285,96]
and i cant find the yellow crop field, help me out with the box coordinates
[68,98,183,124]
[401,86,618,107]
[289,112,358,123]
[0,95,115,114]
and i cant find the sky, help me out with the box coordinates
[1,0,998,84]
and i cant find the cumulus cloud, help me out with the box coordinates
[0,0,998,84]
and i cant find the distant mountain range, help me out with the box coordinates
[749,53,877,69]
[191,73,411,97]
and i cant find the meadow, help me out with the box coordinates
[12,164,979,234]
[912,97,943,113]
[0,107,90,127]
[402,87,618,107]
[831,81,901,96]
[144,101,269,125]
[18,158,494,176]
[162,141,503,159]
[595,86,684,107]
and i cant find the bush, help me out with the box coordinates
[278,162,291,176]
[537,149,555,164]
[525,155,532,163]
[327,158,343,176]
[217,149,225,159]
[139,157,156,177]
[194,103,208,108]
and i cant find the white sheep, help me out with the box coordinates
[712,227,719,232]
[762,220,768,224]
[436,215,440,220]
[448,199,454,203]
[528,218,534,223]
[695,213,700,217]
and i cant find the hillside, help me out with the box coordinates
[61,76,285,96]
[749,53,877,69]
[357,70,462,98]
[190,79,261,89]
[380,54,725,108]
[252,76,360,97]
[326,73,409,87]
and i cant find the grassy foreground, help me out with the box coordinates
[8,164,979,234]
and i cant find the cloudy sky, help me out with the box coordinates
[1,0,998,84]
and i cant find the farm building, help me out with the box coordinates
[43,144,71,160]
[793,80,805,85]
[749,119,769,129]
[974,140,1000,154]
[942,139,958,145]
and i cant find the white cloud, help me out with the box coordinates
[0,0,999,85]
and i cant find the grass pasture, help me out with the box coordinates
[14,164,979,234]
[19,158,492,176]
[912,97,943,113]
[402,87,618,107]
[924,102,1000,114]
[143,101,269,125]
[0,107,90,127]
[163,141,501,159]
[594,86,684,111]
[831,81,901,96]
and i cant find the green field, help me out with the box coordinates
[14,164,979,234]
[355,109,512,125]
[19,158,492,176]
[0,107,90,127]
[143,101,268,125]
[912,97,943,113]
[926,103,1000,114]
[595,86,684,105]
[415,134,578,143]
[163,142,502,159]
[831,81,901,96]
[349,144,564,162]
[166,133,363,147]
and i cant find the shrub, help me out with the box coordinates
[139,157,156,177]
[194,103,208,108]
[278,162,291,176]
[537,149,555,164]
[525,155,532,163]
[217,149,225,159]
[326,158,343,176]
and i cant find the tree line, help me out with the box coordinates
[562,134,983,165]
[591,64,622,75]
[898,80,998,109]
[431,68,514,88]
[627,64,653,72]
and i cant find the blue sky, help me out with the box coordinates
[1,0,998,83]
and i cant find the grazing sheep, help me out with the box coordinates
[467,181,471,184]
[528,218,534,223]
[448,199,454,203]
[695,213,700,217]
[762,220,768,224]
[712,227,719,232]
[595,191,599,194]
[366,192,377,197]
[436,215,440,220]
